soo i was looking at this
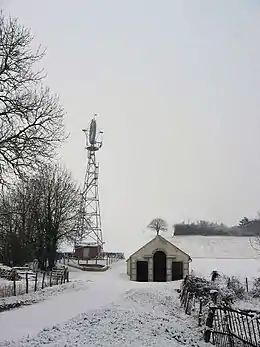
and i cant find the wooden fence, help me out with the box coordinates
[0,268,69,298]
[204,306,260,347]
[180,275,260,347]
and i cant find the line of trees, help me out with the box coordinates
[0,12,80,269]
[174,218,260,236]
[147,217,260,237]
[0,164,80,268]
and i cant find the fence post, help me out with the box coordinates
[50,271,52,287]
[185,292,194,315]
[180,287,187,305]
[26,272,29,294]
[183,289,190,309]
[34,272,38,292]
[198,298,203,327]
[204,306,216,342]
[13,277,16,296]
[245,277,249,292]
[42,271,46,289]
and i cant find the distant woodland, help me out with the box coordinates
[173,217,260,236]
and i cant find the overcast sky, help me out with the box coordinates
[3,0,260,249]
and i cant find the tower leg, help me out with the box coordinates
[77,151,103,248]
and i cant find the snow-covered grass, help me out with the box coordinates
[15,286,208,347]
[171,235,258,259]
[0,262,208,347]
[0,266,92,312]
[0,266,68,299]
[191,258,260,279]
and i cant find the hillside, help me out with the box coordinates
[106,229,258,260]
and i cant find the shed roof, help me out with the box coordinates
[126,234,192,261]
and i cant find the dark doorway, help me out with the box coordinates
[136,261,148,282]
[153,251,166,282]
[172,261,183,281]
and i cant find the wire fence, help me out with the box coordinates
[0,267,69,298]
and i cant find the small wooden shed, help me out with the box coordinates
[74,243,102,260]
[126,235,191,282]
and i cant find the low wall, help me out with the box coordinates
[68,263,109,272]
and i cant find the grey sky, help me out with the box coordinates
[4,1,260,249]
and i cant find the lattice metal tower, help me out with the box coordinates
[76,114,104,247]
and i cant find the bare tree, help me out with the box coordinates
[30,163,80,268]
[148,218,168,235]
[0,180,42,266]
[0,185,36,266]
[0,13,66,184]
[0,164,80,268]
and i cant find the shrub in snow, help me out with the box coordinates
[183,274,246,309]
[225,276,245,300]
[0,266,21,281]
[217,286,236,305]
[250,277,260,298]
[182,275,219,307]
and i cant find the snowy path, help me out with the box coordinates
[0,262,208,347]
[0,262,131,343]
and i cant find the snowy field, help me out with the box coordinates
[191,258,260,281]
[172,235,258,259]
[114,232,258,260]
[0,261,208,347]
[110,233,260,281]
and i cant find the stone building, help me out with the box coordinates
[126,235,191,282]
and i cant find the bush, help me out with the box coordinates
[225,276,245,300]
[250,277,260,298]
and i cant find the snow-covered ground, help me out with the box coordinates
[0,266,92,311]
[1,235,259,346]
[0,264,69,298]
[0,261,209,347]
[191,258,260,281]
[172,235,258,259]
